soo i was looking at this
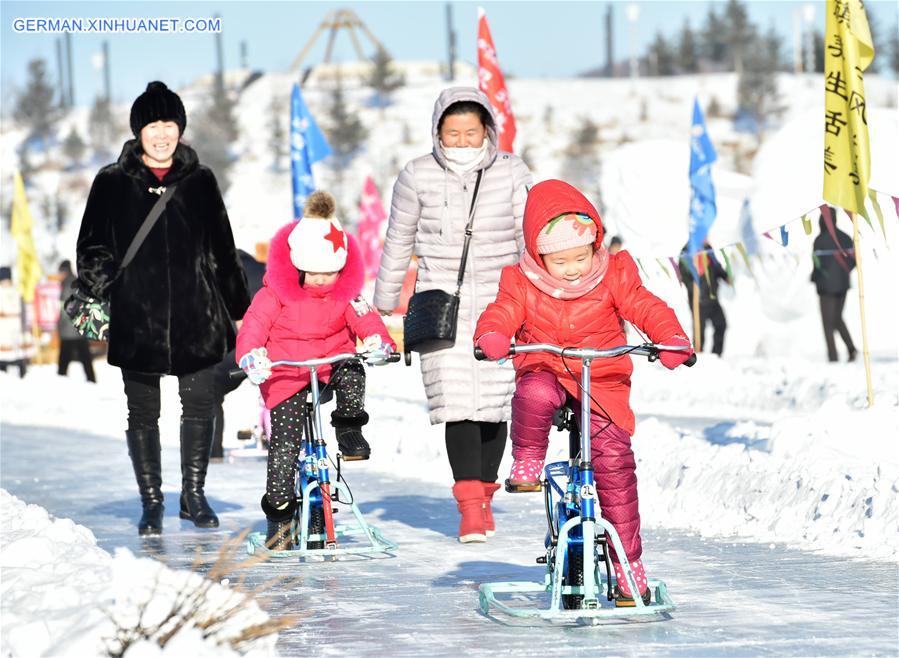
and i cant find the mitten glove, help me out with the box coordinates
[658,335,694,370]
[476,332,511,361]
[239,347,273,384]
[360,333,392,365]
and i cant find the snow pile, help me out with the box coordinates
[0,490,279,658]
[636,405,898,561]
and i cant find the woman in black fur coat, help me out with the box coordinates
[75,81,250,535]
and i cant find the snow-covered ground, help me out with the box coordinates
[2,349,898,655]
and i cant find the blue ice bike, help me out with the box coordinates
[236,351,399,559]
[474,342,694,621]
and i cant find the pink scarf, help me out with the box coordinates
[518,248,609,300]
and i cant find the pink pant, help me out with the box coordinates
[511,370,643,562]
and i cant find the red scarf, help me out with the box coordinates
[518,247,608,300]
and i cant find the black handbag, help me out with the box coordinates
[403,169,483,355]
[65,185,176,341]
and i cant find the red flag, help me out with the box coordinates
[356,176,388,280]
[477,8,516,153]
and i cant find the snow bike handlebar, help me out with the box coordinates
[473,342,697,366]
[229,350,401,380]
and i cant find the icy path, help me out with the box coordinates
[1,423,895,657]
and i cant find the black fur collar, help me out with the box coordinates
[117,138,200,185]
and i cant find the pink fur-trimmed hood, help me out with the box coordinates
[263,220,365,305]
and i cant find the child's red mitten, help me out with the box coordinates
[476,332,511,361]
[658,335,694,370]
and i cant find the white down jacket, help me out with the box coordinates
[373,87,532,424]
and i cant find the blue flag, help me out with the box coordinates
[290,83,332,219]
[687,97,717,258]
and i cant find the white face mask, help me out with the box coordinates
[441,141,488,173]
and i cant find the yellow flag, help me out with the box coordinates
[822,0,874,215]
[11,171,42,303]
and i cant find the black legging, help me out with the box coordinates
[122,367,216,431]
[58,339,96,382]
[445,420,507,483]
[266,360,366,506]
[698,301,727,356]
[819,291,856,361]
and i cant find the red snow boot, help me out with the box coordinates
[453,480,487,543]
[482,481,501,537]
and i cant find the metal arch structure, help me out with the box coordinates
[290,8,387,75]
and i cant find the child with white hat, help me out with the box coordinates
[236,191,395,548]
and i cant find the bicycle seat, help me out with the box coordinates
[552,402,577,432]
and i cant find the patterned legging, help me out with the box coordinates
[266,360,365,506]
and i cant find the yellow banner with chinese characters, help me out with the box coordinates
[823,0,874,215]
[11,171,42,303]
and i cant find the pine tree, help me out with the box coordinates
[561,118,602,210]
[207,83,239,143]
[724,0,754,74]
[647,32,677,76]
[700,7,729,67]
[190,83,239,191]
[368,47,405,109]
[890,27,899,75]
[14,59,59,144]
[62,127,86,164]
[326,74,368,167]
[88,97,117,161]
[678,20,699,73]
[865,10,879,73]
[267,96,286,172]
[737,25,782,134]
[812,30,825,73]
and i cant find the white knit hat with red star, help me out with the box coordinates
[287,191,348,272]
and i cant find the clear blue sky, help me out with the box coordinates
[1,1,896,108]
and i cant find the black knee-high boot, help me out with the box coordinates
[179,417,219,528]
[125,428,164,536]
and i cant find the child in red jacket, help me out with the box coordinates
[236,191,395,547]
[475,179,692,606]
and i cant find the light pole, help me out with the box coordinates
[626,3,640,81]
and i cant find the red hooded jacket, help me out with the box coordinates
[475,180,686,434]
[236,222,394,410]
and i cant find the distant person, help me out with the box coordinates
[678,240,730,356]
[57,260,96,383]
[210,249,266,460]
[811,209,856,362]
[0,266,28,378]
[75,81,250,535]
[608,235,623,255]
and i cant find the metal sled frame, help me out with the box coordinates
[479,462,676,621]
[244,354,397,560]
[478,344,680,622]
[246,477,397,559]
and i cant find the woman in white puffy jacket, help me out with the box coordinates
[374,87,532,543]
